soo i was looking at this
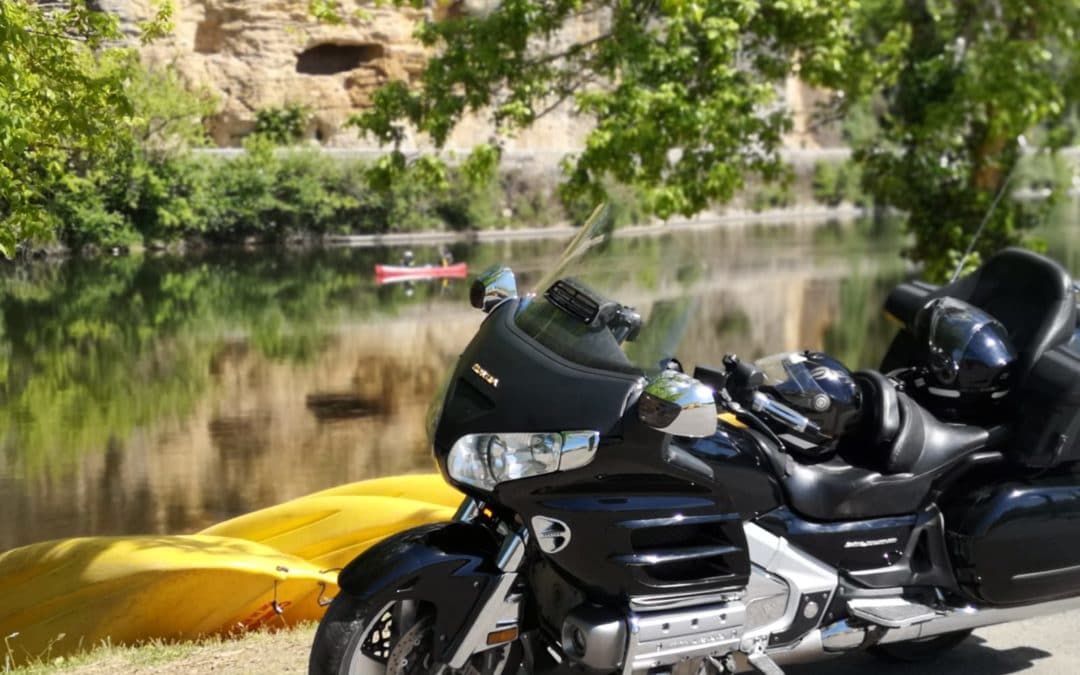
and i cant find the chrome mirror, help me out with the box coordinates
[638,370,717,438]
[470,265,518,313]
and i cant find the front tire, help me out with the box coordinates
[309,593,519,675]
[309,593,396,675]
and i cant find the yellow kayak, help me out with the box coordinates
[304,473,464,509]
[0,535,335,666]
[200,496,455,570]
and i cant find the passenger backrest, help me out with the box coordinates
[962,248,1076,384]
[883,247,1076,388]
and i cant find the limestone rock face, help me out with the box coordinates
[102,0,592,152]
[97,1,829,152]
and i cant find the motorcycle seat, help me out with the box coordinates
[773,387,991,520]
[844,370,988,475]
[851,370,901,448]
[885,394,988,474]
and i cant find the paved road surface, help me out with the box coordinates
[785,609,1080,675]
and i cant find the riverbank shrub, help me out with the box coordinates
[35,139,566,252]
[750,181,795,213]
[253,104,312,145]
[812,160,868,208]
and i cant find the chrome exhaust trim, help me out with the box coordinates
[770,594,1080,665]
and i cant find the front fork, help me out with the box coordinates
[447,498,529,670]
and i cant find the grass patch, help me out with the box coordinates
[5,624,317,675]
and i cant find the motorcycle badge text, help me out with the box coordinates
[471,362,499,388]
[531,516,572,554]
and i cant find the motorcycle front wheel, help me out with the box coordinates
[309,594,519,675]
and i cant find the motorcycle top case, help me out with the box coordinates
[945,470,1080,606]
[1015,344,1080,467]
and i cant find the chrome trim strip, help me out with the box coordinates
[613,544,740,567]
[617,513,740,529]
[1013,562,1080,581]
[629,591,742,611]
[559,431,600,471]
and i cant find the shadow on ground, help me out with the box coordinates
[782,636,1052,675]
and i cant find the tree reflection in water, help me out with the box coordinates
[1,209,1076,550]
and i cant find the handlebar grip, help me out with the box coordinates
[751,392,821,435]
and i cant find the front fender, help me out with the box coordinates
[337,521,503,661]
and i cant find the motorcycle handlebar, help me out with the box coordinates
[750,391,822,436]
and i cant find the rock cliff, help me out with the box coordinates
[95,0,594,152]
[96,0,828,152]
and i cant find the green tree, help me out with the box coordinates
[0,0,171,257]
[253,104,313,145]
[353,0,860,218]
[351,0,1079,277]
[841,0,1080,280]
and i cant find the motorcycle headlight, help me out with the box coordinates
[447,431,599,490]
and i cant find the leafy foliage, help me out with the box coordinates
[351,0,1079,275]
[39,139,565,249]
[253,104,313,146]
[0,0,173,257]
[353,0,861,218]
[840,0,1080,280]
[811,159,866,208]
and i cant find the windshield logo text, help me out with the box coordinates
[472,363,500,388]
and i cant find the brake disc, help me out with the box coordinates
[385,616,436,675]
[385,615,512,675]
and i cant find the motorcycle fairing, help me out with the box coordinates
[432,299,642,468]
[494,415,777,600]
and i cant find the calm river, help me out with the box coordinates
[2,206,1078,551]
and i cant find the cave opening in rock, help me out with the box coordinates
[194,20,222,54]
[296,43,385,75]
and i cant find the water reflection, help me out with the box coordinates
[0,213,1073,550]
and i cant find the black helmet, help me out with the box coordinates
[755,351,862,453]
[912,297,1016,405]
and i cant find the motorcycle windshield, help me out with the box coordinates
[512,205,680,376]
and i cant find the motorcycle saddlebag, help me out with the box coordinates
[945,472,1080,606]
[1014,344,1080,468]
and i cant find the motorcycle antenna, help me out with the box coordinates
[949,135,1028,283]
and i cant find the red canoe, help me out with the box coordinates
[374,263,469,281]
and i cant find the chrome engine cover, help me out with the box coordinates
[622,602,746,674]
[562,524,845,673]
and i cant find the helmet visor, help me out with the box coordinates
[756,352,828,407]
[924,298,1016,386]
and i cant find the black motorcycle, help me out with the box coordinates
[309,209,1080,675]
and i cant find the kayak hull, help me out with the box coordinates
[0,474,462,664]
[0,536,335,666]
[374,262,468,280]
[305,473,464,509]
[199,495,454,570]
